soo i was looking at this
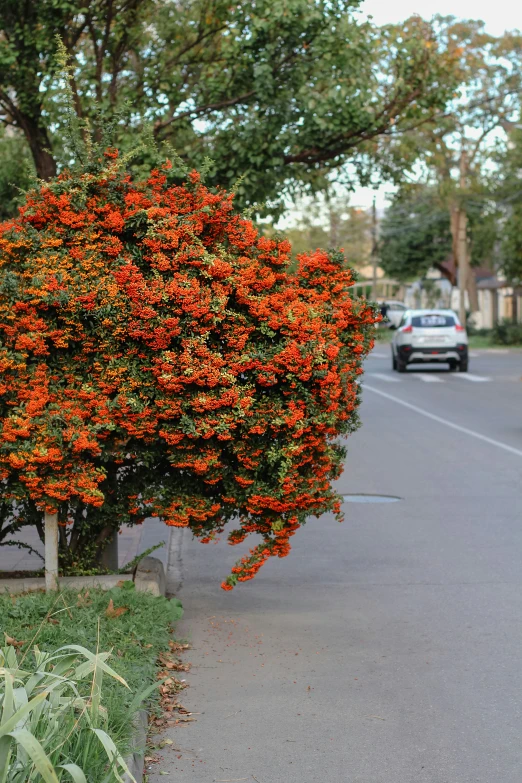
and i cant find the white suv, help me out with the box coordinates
[391,309,469,373]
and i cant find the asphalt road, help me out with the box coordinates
[151,348,522,783]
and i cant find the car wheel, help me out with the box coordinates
[448,360,457,371]
[392,352,397,371]
[459,360,469,373]
[397,358,407,373]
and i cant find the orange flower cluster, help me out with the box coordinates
[0,150,377,585]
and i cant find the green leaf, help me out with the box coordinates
[7,729,59,783]
[91,728,136,783]
[128,677,165,715]
[56,645,129,688]
[0,690,49,739]
[59,763,88,783]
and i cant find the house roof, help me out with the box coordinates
[437,255,496,284]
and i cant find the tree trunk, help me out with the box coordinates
[31,144,58,181]
[467,266,479,313]
[457,206,468,325]
[17,112,57,181]
[328,203,340,247]
[450,203,467,324]
[451,149,478,324]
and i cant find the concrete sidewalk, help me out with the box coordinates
[0,518,171,572]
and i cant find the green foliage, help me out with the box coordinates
[0,641,136,782]
[502,204,522,284]
[0,133,35,219]
[0,2,457,214]
[467,198,499,268]
[379,187,452,281]
[491,319,522,345]
[496,129,522,283]
[378,18,522,186]
[376,18,522,306]
[0,585,180,780]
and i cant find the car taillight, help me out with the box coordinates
[402,325,413,333]
[455,324,465,332]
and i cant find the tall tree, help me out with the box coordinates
[497,127,522,287]
[379,186,452,282]
[0,1,457,212]
[376,18,522,321]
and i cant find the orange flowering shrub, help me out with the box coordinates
[0,151,377,584]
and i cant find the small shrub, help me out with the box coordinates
[491,319,522,345]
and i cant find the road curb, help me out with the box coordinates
[123,709,149,783]
[123,557,167,783]
[0,555,165,596]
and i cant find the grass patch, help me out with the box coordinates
[468,335,504,349]
[468,335,522,350]
[0,584,183,781]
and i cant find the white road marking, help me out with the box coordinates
[416,375,444,383]
[371,352,388,359]
[368,373,401,383]
[455,374,491,382]
[469,352,479,358]
[364,385,522,458]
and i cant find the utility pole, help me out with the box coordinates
[371,195,378,300]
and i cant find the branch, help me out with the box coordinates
[283,87,427,166]
[164,24,230,70]
[154,90,256,134]
[468,121,500,165]
[155,28,318,135]
[0,540,44,562]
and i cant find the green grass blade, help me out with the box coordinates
[59,763,88,783]
[91,658,103,727]
[0,690,49,739]
[57,645,128,687]
[128,678,164,715]
[91,728,136,783]
[1,672,14,723]
[7,728,60,783]
[0,673,15,782]
[0,736,12,783]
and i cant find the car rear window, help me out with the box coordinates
[412,314,456,328]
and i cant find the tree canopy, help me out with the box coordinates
[497,128,522,285]
[379,187,452,282]
[0,1,458,213]
[376,17,522,307]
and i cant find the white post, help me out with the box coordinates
[44,512,59,591]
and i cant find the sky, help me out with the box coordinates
[347,0,521,212]
[360,0,519,37]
